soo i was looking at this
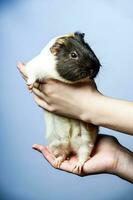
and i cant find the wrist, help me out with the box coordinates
[109,145,133,182]
[80,91,105,125]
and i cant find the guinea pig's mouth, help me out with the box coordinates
[78,72,90,80]
[89,70,99,79]
[56,63,100,82]
[76,70,98,81]
[60,70,98,83]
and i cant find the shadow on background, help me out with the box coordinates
[0,0,17,7]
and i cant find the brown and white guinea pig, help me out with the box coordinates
[18,32,100,174]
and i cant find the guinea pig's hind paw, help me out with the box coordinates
[72,162,84,174]
[53,157,64,168]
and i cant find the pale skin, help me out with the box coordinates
[17,63,133,183]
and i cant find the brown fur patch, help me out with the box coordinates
[50,33,75,55]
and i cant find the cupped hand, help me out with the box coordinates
[32,134,120,176]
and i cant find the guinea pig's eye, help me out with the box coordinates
[70,51,78,59]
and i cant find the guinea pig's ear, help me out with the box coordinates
[50,39,65,55]
[74,32,85,41]
[50,43,60,55]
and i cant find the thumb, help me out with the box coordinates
[83,156,104,174]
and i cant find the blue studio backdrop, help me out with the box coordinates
[0,0,133,200]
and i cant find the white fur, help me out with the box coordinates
[25,35,98,173]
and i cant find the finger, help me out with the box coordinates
[18,70,27,81]
[34,83,48,96]
[32,144,55,164]
[32,87,48,100]
[37,78,57,84]
[19,72,27,81]
[33,82,40,89]
[17,62,27,76]
[37,79,47,84]
[33,82,45,90]
[32,144,45,153]
[59,156,78,173]
[37,83,46,92]
[33,95,51,111]
[33,144,81,175]
[17,62,27,81]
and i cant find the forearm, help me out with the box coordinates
[82,94,133,135]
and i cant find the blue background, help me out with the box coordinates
[1,0,133,199]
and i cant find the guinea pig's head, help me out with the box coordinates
[50,32,101,82]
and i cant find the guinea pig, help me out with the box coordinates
[18,32,100,174]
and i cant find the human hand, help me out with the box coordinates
[32,135,120,176]
[32,134,133,183]
[17,63,101,122]
[17,63,133,135]
[17,62,39,90]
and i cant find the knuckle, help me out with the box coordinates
[49,106,54,112]
[49,105,56,112]
[45,85,53,95]
[38,84,43,91]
